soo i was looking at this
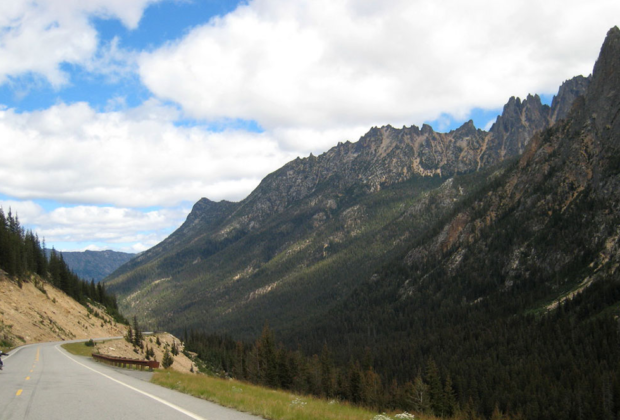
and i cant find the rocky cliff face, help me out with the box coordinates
[131,73,587,251]
[549,75,591,123]
[399,26,620,302]
[220,78,587,237]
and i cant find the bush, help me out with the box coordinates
[85,339,95,347]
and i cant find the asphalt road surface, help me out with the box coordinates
[0,341,263,420]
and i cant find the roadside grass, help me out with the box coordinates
[151,370,430,420]
[61,341,98,357]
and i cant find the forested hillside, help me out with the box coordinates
[0,208,125,323]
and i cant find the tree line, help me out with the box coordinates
[184,323,466,418]
[184,279,620,420]
[0,208,125,323]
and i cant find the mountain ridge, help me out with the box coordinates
[49,249,135,283]
[105,67,589,336]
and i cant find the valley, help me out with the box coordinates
[1,8,619,419]
[101,26,620,420]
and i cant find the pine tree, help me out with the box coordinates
[362,367,383,409]
[126,326,133,344]
[491,404,504,420]
[132,316,142,347]
[320,343,334,397]
[162,348,174,369]
[426,358,446,417]
[257,323,278,388]
[233,341,247,379]
[443,374,457,416]
[276,347,292,390]
[348,360,363,403]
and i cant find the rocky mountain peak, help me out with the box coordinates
[202,75,590,238]
[583,26,620,133]
[549,75,591,123]
[453,119,477,136]
[421,123,435,134]
[185,197,236,225]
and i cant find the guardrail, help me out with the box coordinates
[92,353,159,371]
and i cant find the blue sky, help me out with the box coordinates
[0,0,617,253]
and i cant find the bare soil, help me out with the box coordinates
[0,274,125,347]
[0,273,197,374]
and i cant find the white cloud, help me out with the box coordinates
[0,0,161,86]
[138,0,620,134]
[272,126,369,154]
[0,200,45,224]
[3,0,619,253]
[0,101,300,207]
[1,200,190,251]
[85,36,138,81]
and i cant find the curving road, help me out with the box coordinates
[0,340,263,420]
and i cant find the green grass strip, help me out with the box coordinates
[151,370,424,420]
[61,341,97,357]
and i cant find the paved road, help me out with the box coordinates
[0,341,263,420]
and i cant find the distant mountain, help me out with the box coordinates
[105,58,588,337]
[51,250,135,283]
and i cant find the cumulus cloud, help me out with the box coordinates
[0,101,300,207]
[3,0,619,252]
[0,199,189,252]
[0,200,46,223]
[0,0,160,86]
[138,0,620,136]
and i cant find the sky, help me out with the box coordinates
[0,0,618,253]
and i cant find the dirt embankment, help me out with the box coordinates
[0,274,125,347]
[0,274,196,374]
[94,333,198,374]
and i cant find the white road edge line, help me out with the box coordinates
[55,345,207,420]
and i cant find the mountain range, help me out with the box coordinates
[106,64,590,337]
[104,27,620,418]
[47,249,135,283]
